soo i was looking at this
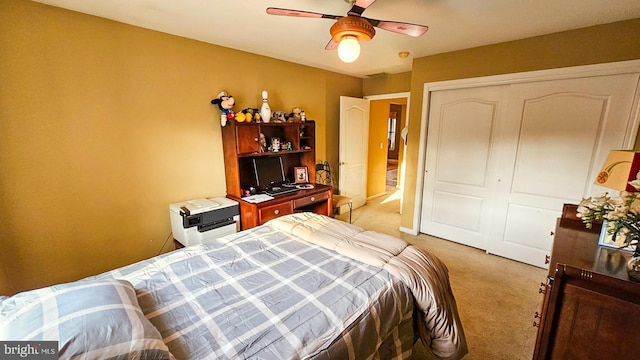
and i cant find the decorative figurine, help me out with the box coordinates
[259,133,267,152]
[292,107,302,122]
[210,91,236,125]
[271,137,281,152]
[260,90,271,123]
[272,110,287,122]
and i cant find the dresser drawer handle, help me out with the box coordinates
[310,197,315,202]
[534,312,542,319]
[274,209,280,215]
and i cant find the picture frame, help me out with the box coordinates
[595,245,628,275]
[294,166,309,184]
[598,220,636,252]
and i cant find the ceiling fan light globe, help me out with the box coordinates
[338,36,360,63]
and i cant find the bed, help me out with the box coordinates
[0,213,467,360]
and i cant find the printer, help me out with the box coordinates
[169,197,240,247]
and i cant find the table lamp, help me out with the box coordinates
[594,150,640,192]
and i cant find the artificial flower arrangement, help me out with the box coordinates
[576,178,640,257]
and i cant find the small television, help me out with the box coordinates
[253,156,285,189]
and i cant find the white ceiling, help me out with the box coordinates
[32,0,640,78]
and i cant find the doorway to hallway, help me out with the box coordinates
[386,159,398,188]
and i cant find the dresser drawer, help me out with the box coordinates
[259,201,293,224]
[293,191,329,208]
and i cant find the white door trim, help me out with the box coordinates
[404,59,640,236]
[364,92,410,101]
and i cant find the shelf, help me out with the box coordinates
[222,120,316,200]
[237,149,313,158]
[233,121,307,126]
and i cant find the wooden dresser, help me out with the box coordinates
[533,206,640,359]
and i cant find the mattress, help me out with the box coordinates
[1,213,466,360]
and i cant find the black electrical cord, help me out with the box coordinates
[157,231,173,256]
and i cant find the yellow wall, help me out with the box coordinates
[399,18,640,230]
[0,0,361,295]
[363,72,411,96]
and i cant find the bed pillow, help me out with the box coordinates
[0,278,173,360]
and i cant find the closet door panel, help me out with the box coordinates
[420,69,639,267]
[511,93,605,199]
[420,86,508,250]
[487,73,640,267]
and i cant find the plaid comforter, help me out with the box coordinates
[95,217,416,359]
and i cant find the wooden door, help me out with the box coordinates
[339,96,369,209]
[236,125,260,154]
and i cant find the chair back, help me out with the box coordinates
[315,161,334,188]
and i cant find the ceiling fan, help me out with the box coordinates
[266,0,429,63]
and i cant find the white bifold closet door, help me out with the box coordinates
[421,73,640,268]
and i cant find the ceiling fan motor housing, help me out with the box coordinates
[330,16,375,42]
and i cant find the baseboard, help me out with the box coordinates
[367,192,388,201]
[399,226,418,236]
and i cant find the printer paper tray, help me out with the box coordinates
[198,219,236,232]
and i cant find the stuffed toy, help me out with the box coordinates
[211,91,236,121]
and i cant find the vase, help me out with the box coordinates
[627,243,640,282]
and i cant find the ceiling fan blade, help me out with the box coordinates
[266,7,340,20]
[325,39,339,50]
[348,0,377,16]
[367,19,429,37]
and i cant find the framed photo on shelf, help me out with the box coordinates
[598,220,636,252]
[294,166,309,184]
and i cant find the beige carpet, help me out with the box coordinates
[335,187,546,359]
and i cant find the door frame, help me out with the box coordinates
[365,92,411,213]
[404,60,640,236]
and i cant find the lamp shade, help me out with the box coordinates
[594,150,640,192]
